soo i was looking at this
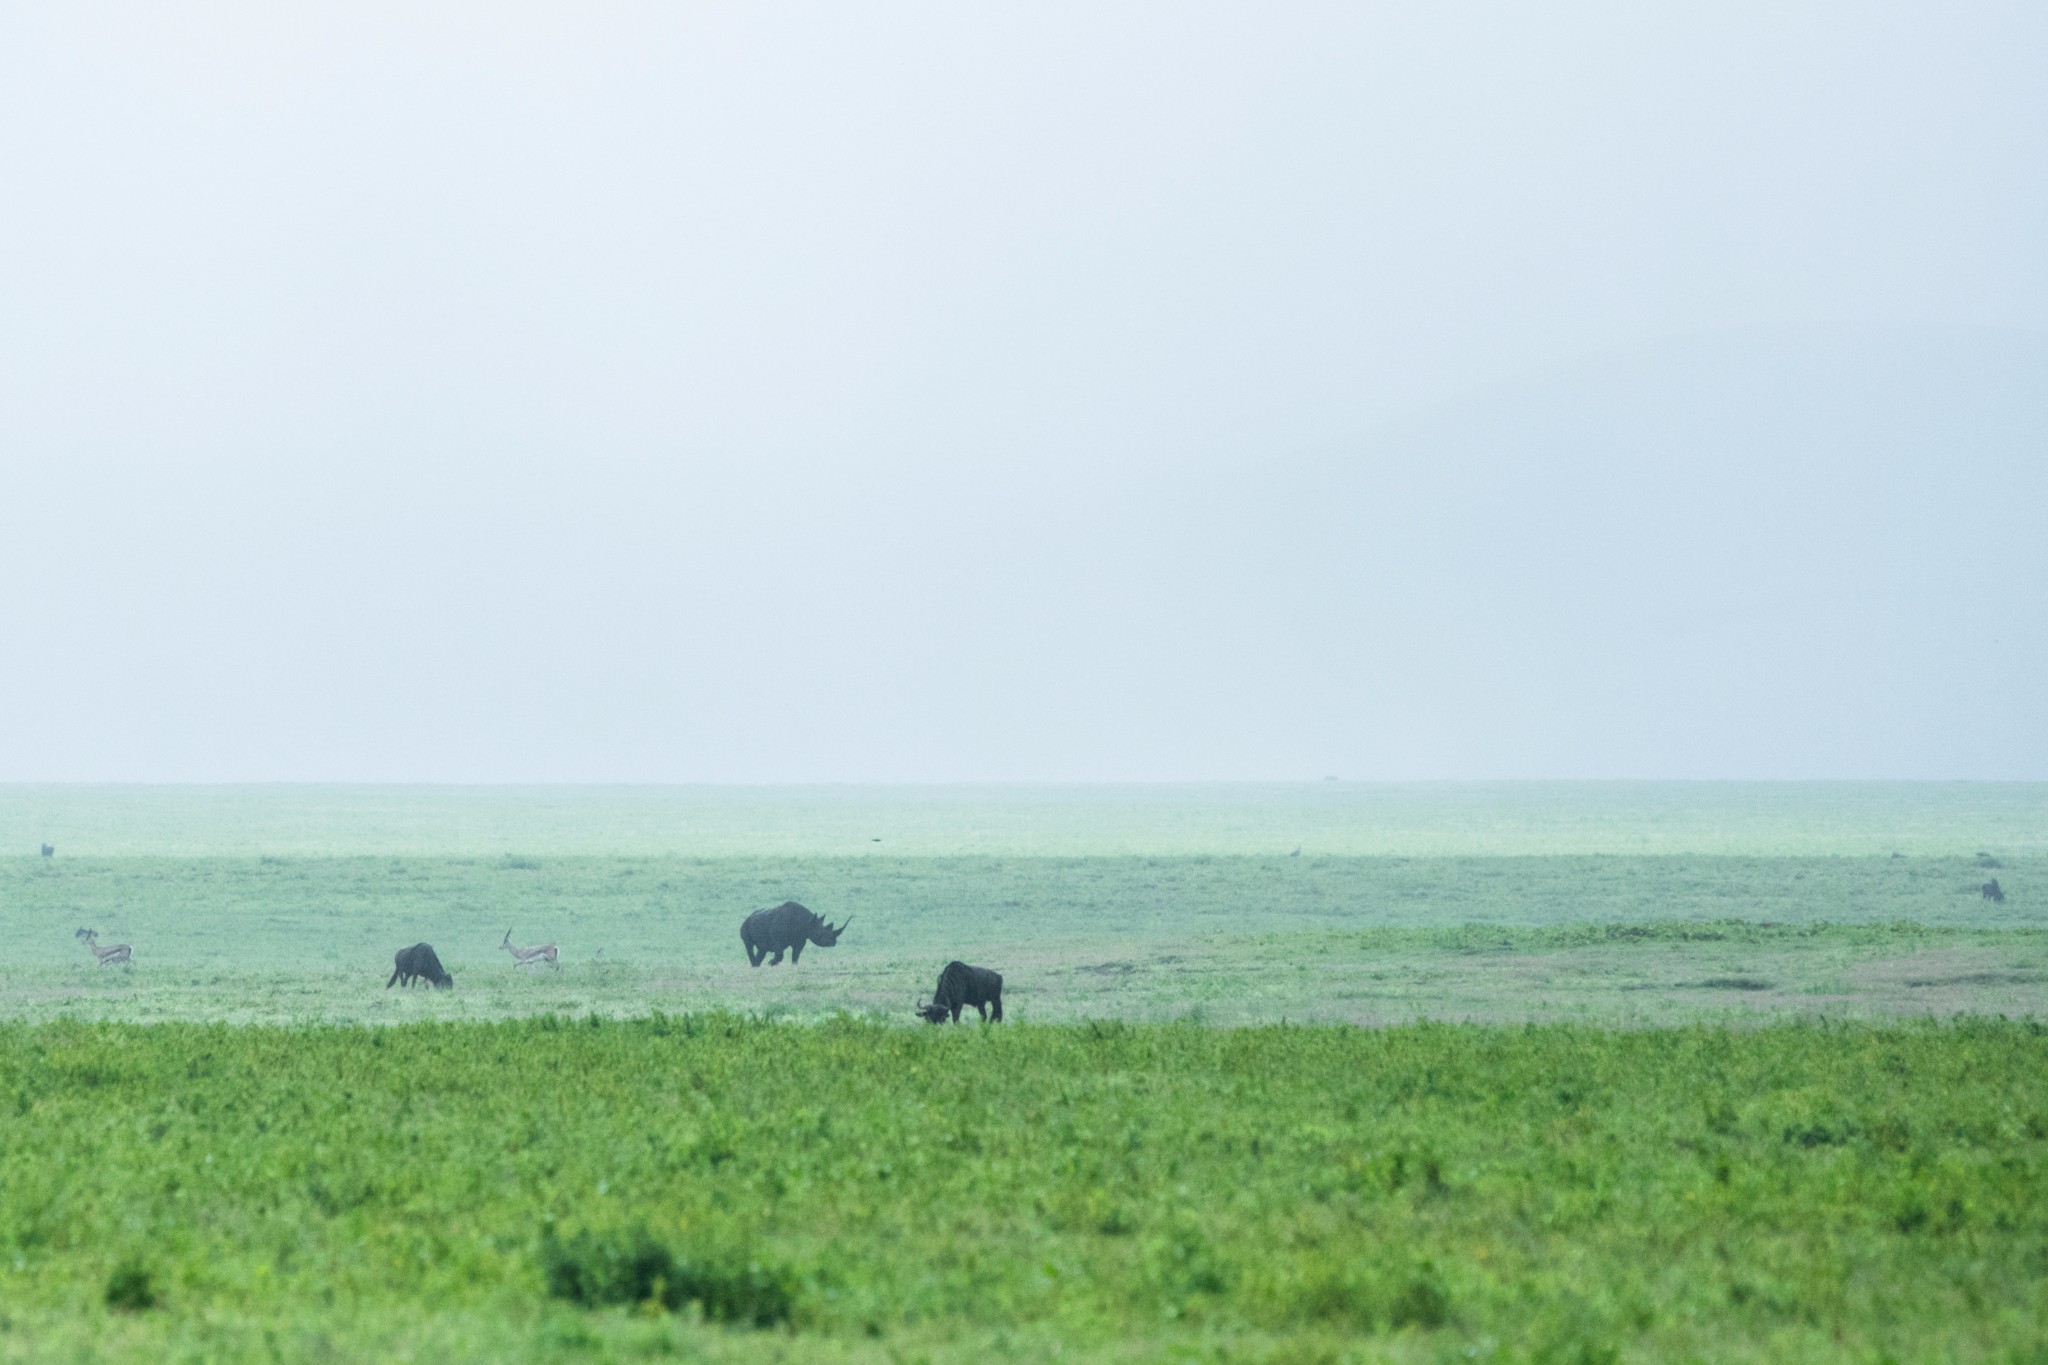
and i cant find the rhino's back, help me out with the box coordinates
[742,901,815,946]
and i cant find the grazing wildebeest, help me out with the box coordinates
[75,927,131,966]
[1983,879,2007,903]
[501,929,559,969]
[740,902,849,967]
[387,942,453,988]
[40,843,53,858]
[917,960,1003,1023]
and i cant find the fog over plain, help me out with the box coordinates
[1,3,2042,781]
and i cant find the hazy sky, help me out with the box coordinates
[2,3,2043,782]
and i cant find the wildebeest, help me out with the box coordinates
[1983,879,2007,903]
[40,843,53,857]
[740,902,849,967]
[917,960,1003,1023]
[387,942,453,988]
[1978,852,2004,869]
[75,927,131,966]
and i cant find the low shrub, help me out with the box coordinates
[540,1227,795,1327]
[105,1260,157,1312]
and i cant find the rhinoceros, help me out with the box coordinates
[740,902,850,967]
[918,960,1003,1023]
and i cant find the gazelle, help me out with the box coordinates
[75,927,132,966]
[501,929,559,970]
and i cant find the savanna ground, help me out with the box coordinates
[0,784,2042,1361]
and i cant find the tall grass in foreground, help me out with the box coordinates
[1,1017,2044,1362]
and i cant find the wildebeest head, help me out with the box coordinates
[916,1000,948,1024]
[813,914,852,946]
[433,973,455,989]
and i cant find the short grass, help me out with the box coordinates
[3,848,2037,1025]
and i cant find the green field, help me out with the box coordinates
[4,1017,2046,1363]
[0,785,2043,1360]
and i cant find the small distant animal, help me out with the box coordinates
[1890,851,1905,860]
[1983,879,2006,903]
[1289,846,1301,858]
[40,843,53,857]
[740,902,850,967]
[1978,852,2004,869]
[75,927,131,966]
[500,929,559,969]
[387,942,453,989]
[917,960,1003,1023]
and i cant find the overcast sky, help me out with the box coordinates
[1,3,2043,782]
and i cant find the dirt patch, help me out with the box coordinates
[1076,962,1136,977]
[1856,948,2031,987]
[1845,948,2048,1015]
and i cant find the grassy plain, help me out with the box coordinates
[0,784,2044,1361]
[8,782,2046,857]
[3,846,2041,1026]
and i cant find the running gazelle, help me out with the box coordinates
[501,929,559,969]
[75,927,132,966]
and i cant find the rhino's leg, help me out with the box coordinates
[770,948,785,965]
[790,941,804,964]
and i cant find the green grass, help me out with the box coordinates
[2,1016,2045,1363]
[1,785,2043,1360]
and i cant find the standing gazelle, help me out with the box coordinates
[500,929,559,970]
[75,927,132,966]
